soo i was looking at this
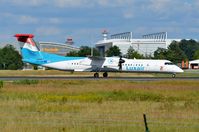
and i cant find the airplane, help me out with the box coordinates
[14,34,183,78]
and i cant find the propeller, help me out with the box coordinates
[118,56,125,70]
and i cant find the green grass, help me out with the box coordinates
[0,80,199,131]
[0,69,199,77]
[0,80,3,89]
[13,80,39,85]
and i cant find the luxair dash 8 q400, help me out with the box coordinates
[15,34,183,78]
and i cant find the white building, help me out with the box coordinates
[189,59,199,69]
[96,31,181,57]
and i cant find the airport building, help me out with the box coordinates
[39,38,79,56]
[96,31,181,57]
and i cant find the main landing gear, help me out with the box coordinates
[94,73,99,78]
[93,72,108,78]
[103,72,108,78]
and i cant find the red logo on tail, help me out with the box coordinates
[14,34,35,46]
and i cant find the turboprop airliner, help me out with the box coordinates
[14,34,183,78]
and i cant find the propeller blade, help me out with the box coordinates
[118,56,125,70]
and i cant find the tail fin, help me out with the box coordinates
[14,34,39,51]
[14,34,43,63]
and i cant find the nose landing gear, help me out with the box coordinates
[172,73,176,78]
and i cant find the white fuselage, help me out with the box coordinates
[42,57,183,74]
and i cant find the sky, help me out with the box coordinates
[0,0,199,46]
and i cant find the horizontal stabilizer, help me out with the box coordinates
[15,34,34,43]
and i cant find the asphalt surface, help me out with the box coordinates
[0,76,199,81]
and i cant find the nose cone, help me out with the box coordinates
[176,67,184,73]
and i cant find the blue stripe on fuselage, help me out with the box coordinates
[21,48,85,65]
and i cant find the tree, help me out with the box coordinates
[66,46,100,57]
[153,41,187,64]
[153,48,168,59]
[106,46,121,57]
[126,47,144,59]
[78,46,91,57]
[0,45,23,70]
[167,41,187,64]
[67,51,79,57]
[179,39,199,60]
[193,50,199,60]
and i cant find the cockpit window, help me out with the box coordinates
[165,62,174,65]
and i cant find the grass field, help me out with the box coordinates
[0,69,198,77]
[0,70,154,77]
[0,79,199,132]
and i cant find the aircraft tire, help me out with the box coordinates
[103,72,108,78]
[94,73,99,78]
[172,73,176,78]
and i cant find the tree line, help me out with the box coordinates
[154,39,199,63]
[67,45,145,59]
[67,46,100,57]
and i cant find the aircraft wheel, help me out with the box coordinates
[103,72,108,78]
[172,73,176,78]
[94,73,99,78]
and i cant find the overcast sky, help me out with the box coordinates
[0,0,199,46]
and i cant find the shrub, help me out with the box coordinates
[13,79,39,85]
[0,80,3,89]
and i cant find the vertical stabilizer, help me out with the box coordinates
[15,34,39,51]
[14,34,43,61]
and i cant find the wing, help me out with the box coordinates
[88,56,105,61]
[79,56,105,66]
